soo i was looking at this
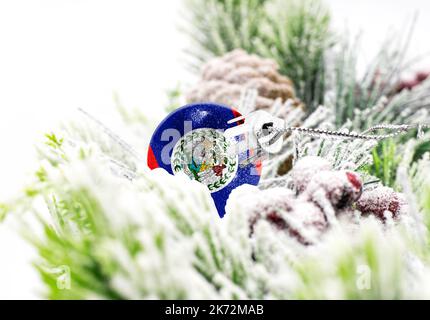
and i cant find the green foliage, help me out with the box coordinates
[365,140,401,188]
[22,155,252,299]
[328,37,359,127]
[423,186,430,244]
[257,0,331,111]
[22,154,430,299]
[4,0,430,300]
[184,0,269,68]
[7,104,430,299]
[165,84,183,113]
[34,190,122,299]
[0,203,7,222]
[185,0,428,128]
[407,153,430,247]
[293,224,407,299]
[184,0,332,112]
[328,20,420,129]
[35,166,48,183]
[413,140,430,162]
[45,133,63,149]
[363,131,430,190]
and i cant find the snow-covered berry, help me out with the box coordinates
[356,186,406,221]
[248,187,327,245]
[396,70,430,92]
[291,156,332,192]
[303,170,363,210]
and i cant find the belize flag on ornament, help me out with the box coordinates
[147,103,261,217]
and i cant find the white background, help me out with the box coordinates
[0,0,429,299]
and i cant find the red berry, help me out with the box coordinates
[356,186,405,221]
[303,170,363,210]
[415,71,430,82]
[291,156,332,192]
[247,188,327,245]
[346,171,362,190]
[396,71,430,92]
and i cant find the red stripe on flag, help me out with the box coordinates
[255,160,262,176]
[231,108,244,125]
[147,146,159,169]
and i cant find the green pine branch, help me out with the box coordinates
[183,0,332,112]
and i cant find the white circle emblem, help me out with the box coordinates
[171,128,238,192]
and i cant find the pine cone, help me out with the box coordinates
[187,49,300,111]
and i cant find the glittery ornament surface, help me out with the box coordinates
[148,103,261,217]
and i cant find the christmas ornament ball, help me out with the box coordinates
[147,103,262,218]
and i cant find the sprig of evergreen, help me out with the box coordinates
[2,0,430,300]
[183,0,270,70]
[184,0,332,112]
[256,0,331,111]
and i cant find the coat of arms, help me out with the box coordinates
[171,128,238,192]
